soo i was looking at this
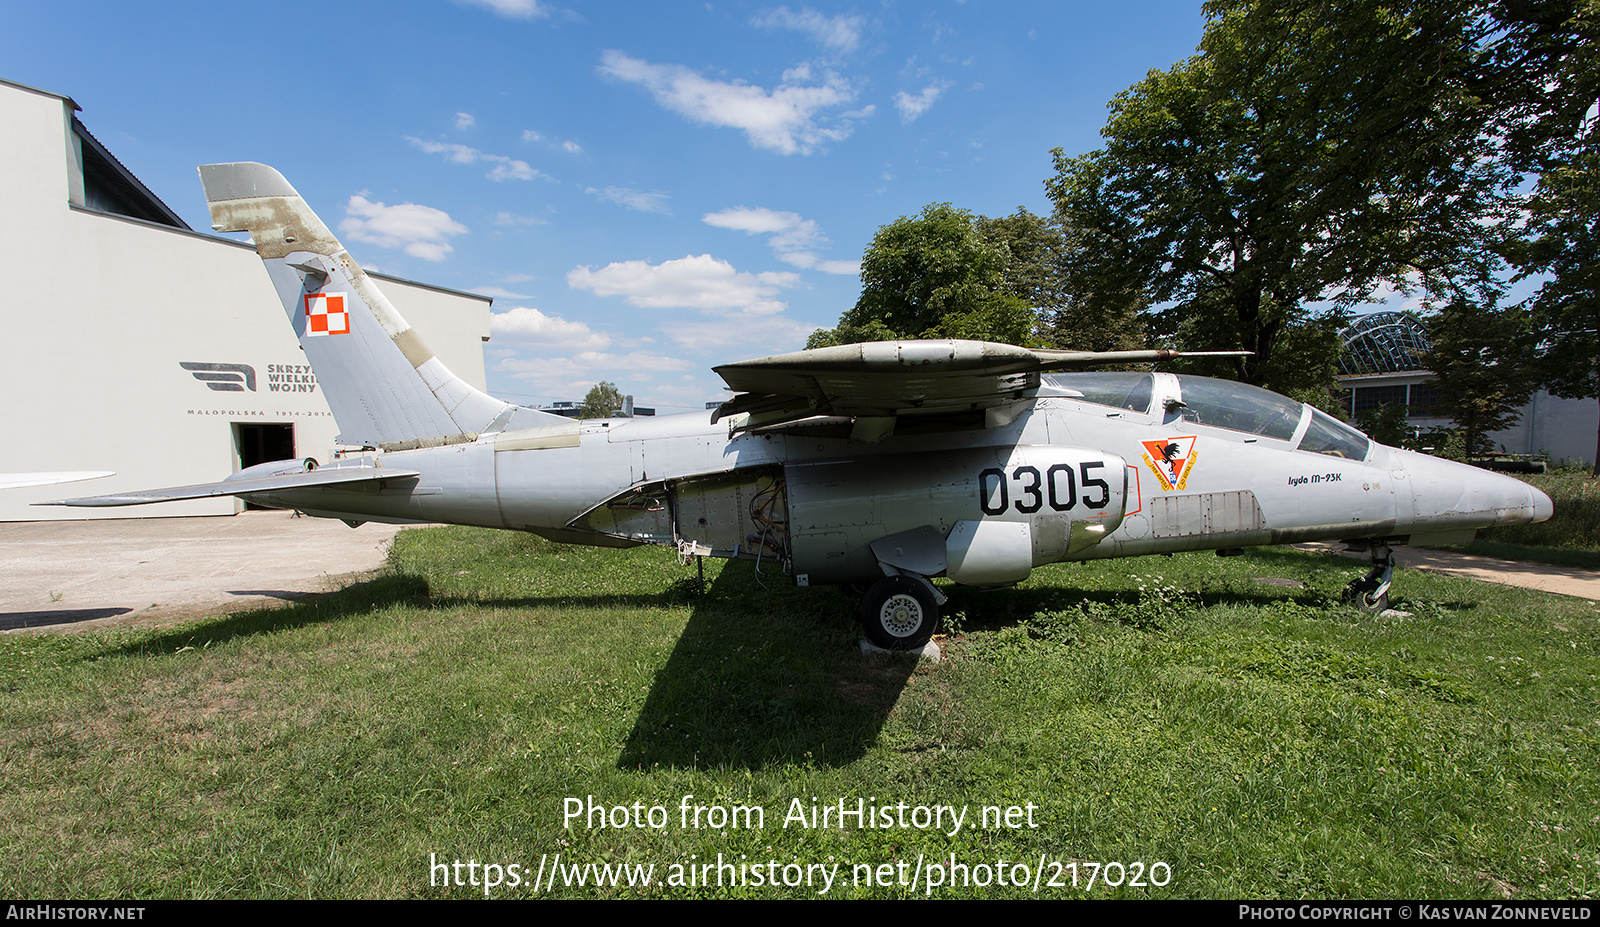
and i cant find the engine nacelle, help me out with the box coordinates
[786,445,1128,586]
[225,457,318,482]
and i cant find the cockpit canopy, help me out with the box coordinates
[1043,372,1371,461]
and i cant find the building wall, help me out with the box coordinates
[1487,392,1599,466]
[1340,373,1598,467]
[0,80,493,520]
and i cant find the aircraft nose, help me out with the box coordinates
[1390,448,1554,531]
[1475,466,1554,527]
[1531,485,1554,523]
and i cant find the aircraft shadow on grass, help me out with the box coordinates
[101,574,431,656]
[87,545,1478,769]
[615,561,919,772]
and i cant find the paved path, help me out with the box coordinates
[1298,542,1600,601]
[0,511,406,632]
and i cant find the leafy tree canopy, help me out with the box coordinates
[1488,0,1600,470]
[807,204,1145,351]
[1423,299,1540,458]
[1047,0,1513,394]
[808,204,1028,348]
[579,381,625,419]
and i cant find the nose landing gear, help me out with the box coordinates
[1341,542,1396,613]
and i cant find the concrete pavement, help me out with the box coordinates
[1298,542,1600,601]
[0,511,406,632]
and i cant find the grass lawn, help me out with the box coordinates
[1,527,1596,898]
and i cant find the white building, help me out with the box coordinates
[1338,312,1597,467]
[0,78,495,520]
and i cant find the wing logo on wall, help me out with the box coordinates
[179,362,256,392]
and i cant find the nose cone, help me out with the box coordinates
[1532,485,1554,523]
[1390,447,1554,531]
[1482,469,1553,527]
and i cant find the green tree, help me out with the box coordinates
[1046,0,1511,395]
[1422,300,1539,458]
[579,381,624,419]
[1353,402,1413,448]
[980,210,1147,353]
[808,204,1146,351]
[1486,0,1600,471]
[1519,148,1600,472]
[808,204,1027,348]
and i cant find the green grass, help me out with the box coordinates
[1,528,1597,899]
[1461,469,1600,568]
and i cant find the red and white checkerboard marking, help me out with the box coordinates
[304,293,350,336]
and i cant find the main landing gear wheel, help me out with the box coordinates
[860,576,939,650]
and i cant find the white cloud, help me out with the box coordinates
[409,138,479,164]
[598,50,861,155]
[573,350,693,372]
[752,7,865,54]
[894,81,951,123]
[657,317,820,349]
[454,0,549,20]
[407,136,546,182]
[567,254,798,316]
[494,352,694,398]
[588,186,672,214]
[703,206,821,265]
[702,206,857,274]
[487,159,537,181]
[454,112,476,130]
[523,128,584,154]
[492,211,548,226]
[339,194,467,262]
[490,307,612,351]
[702,206,814,239]
[471,286,531,299]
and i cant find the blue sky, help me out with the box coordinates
[3,1,1210,413]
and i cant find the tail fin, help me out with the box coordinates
[198,162,561,450]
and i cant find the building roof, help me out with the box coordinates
[73,117,190,229]
[1338,311,1431,376]
[1,77,189,229]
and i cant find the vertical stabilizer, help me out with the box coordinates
[198,162,559,449]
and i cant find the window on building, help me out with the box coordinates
[1352,385,1408,416]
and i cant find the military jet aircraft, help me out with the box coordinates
[47,163,1554,649]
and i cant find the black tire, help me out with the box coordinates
[860,576,938,650]
[1342,578,1390,613]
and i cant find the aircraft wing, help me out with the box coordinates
[713,339,1243,439]
[39,465,420,508]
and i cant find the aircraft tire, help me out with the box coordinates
[1343,578,1389,613]
[860,577,938,650]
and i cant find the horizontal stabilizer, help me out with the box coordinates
[39,466,420,508]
